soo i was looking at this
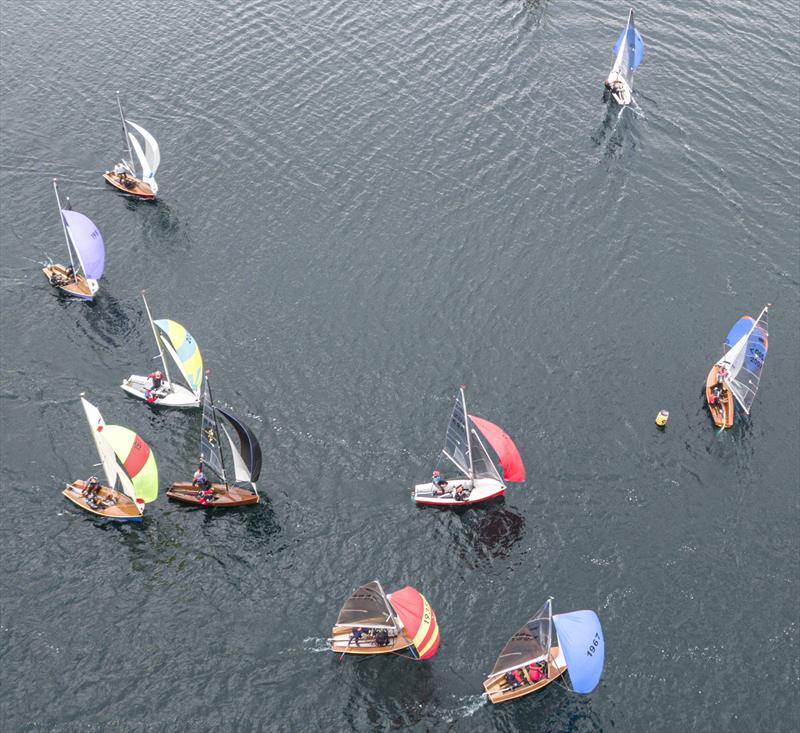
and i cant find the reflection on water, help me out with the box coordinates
[458,502,526,563]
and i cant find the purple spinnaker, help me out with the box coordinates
[62,209,105,279]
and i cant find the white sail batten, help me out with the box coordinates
[81,397,117,489]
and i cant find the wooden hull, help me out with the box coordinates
[42,264,95,300]
[483,646,567,704]
[413,477,506,506]
[706,364,734,429]
[330,625,412,656]
[62,480,142,521]
[121,375,199,408]
[166,481,259,507]
[102,171,156,199]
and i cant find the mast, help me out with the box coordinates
[461,385,474,480]
[141,290,173,385]
[116,91,135,175]
[52,179,77,274]
[204,371,229,488]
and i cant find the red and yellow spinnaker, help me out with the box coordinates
[101,425,159,503]
[388,586,441,660]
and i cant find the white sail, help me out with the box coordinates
[80,397,118,489]
[717,306,769,414]
[126,120,160,175]
[128,133,152,178]
[221,423,252,484]
[126,119,159,194]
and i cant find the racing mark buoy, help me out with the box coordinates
[655,410,669,428]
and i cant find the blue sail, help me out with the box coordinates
[552,610,604,694]
[724,316,755,350]
[613,13,645,71]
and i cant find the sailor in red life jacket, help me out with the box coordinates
[528,662,545,683]
[144,370,165,403]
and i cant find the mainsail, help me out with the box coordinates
[217,406,262,485]
[717,305,769,414]
[336,581,396,629]
[490,600,553,677]
[101,424,159,503]
[61,210,105,281]
[443,387,471,475]
[153,319,203,397]
[610,9,645,90]
[80,396,118,490]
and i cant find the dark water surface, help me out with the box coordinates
[1,1,798,731]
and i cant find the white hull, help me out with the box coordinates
[606,72,632,106]
[120,375,199,408]
[412,477,506,506]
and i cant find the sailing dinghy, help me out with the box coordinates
[121,291,203,408]
[166,372,262,507]
[62,395,159,521]
[42,179,105,301]
[102,92,160,199]
[412,386,525,506]
[330,580,440,659]
[483,598,604,704]
[604,9,645,106]
[706,305,769,429]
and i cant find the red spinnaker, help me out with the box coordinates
[388,586,440,660]
[468,414,526,482]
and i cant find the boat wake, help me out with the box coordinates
[439,694,486,722]
[302,636,332,653]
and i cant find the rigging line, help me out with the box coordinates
[387,648,422,661]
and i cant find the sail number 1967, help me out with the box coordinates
[586,632,601,657]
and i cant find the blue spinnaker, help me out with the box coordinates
[62,209,105,279]
[613,20,645,70]
[552,610,604,694]
[724,316,755,350]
